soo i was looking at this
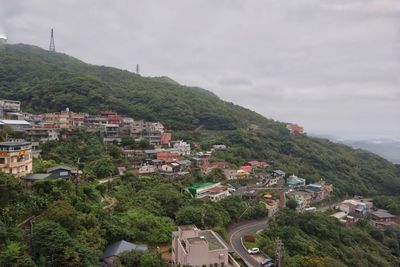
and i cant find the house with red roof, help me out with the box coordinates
[286,123,304,134]
[240,165,253,173]
[244,161,268,169]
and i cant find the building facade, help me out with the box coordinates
[172,225,229,267]
[0,141,32,178]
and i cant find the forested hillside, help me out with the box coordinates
[0,44,270,130]
[1,43,400,267]
[0,43,399,196]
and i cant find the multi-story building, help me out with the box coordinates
[103,124,121,143]
[101,111,122,125]
[172,225,229,267]
[0,141,32,178]
[130,120,165,145]
[173,140,191,156]
[0,119,31,132]
[25,127,59,142]
[157,149,181,163]
[287,174,306,188]
[43,108,86,129]
[0,99,21,119]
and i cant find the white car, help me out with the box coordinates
[228,188,236,193]
[247,247,260,254]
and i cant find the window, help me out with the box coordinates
[0,158,4,164]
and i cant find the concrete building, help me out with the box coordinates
[0,119,30,132]
[339,199,372,215]
[0,99,21,118]
[186,182,230,202]
[43,108,85,129]
[157,150,181,164]
[172,225,229,267]
[130,120,165,145]
[173,140,191,156]
[287,190,313,211]
[212,144,227,151]
[0,141,32,178]
[287,174,306,188]
[138,165,156,174]
[25,127,59,142]
[103,124,121,143]
[370,210,399,227]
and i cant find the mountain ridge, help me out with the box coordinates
[0,43,269,130]
[1,43,399,196]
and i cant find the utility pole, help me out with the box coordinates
[136,64,139,74]
[275,238,284,267]
[74,158,81,195]
[49,28,56,52]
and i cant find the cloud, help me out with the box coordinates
[1,0,399,139]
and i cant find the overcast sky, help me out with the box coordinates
[1,0,399,139]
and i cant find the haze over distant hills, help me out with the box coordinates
[311,134,400,164]
[341,138,400,164]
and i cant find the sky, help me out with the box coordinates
[1,0,400,140]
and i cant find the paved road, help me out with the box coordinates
[228,218,268,267]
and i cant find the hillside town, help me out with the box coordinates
[1,97,399,267]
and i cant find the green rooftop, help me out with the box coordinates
[186,182,218,197]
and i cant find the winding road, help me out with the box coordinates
[228,218,268,267]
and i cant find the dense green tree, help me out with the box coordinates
[119,250,166,267]
[0,242,35,267]
[41,200,80,234]
[286,199,298,210]
[86,155,116,178]
[32,220,98,266]
[258,210,399,267]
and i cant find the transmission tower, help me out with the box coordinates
[49,28,55,52]
[275,238,284,267]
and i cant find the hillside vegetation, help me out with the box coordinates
[0,43,399,196]
[0,44,270,130]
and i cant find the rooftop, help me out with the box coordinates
[199,230,226,251]
[308,184,322,189]
[0,141,31,147]
[187,182,218,190]
[47,165,77,173]
[208,185,227,194]
[0,119,30,125]
[331,211,347,220]
[371,209,396,219]
[187,237,207,245]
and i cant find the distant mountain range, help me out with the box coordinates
[341,139,400,164]
[311,134,400,164]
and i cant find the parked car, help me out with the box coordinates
[228,188,236,193]
[247,247,260,254]
[261,258,274,266]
